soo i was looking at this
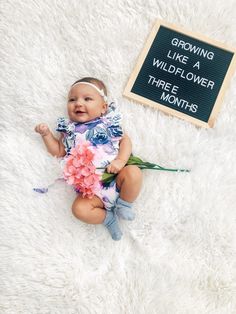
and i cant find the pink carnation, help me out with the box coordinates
[63,141,102,198]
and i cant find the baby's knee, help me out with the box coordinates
[126,165,142,182]
[72,201,90,221]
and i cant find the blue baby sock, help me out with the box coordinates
[103,210,123,241]
[114,197,135,221]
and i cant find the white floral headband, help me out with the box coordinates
[72,81,108,102]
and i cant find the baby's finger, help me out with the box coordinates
[106,164,112,173]
[35,125,41,133]
[106,164,117,174]
[110,166,118,174]
[40,125,47,132]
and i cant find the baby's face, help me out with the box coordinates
[67,84,107,123]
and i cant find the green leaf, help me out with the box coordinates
[127,155,144,165]
[102,172,116,184]
[125,155,190,172]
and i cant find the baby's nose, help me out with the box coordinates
[75,100,83,107]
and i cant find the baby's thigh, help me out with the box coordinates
[72,194,104,218]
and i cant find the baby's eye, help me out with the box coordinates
[69,98,76,102]
[85,97,92,101]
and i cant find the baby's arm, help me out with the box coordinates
[106,133,132,174]
[35,123,66,157]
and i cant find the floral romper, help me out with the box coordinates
[56,102,123,211]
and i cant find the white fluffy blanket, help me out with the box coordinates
[1,0,236,313]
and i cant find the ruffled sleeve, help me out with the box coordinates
[56,117,76,154]
[102,101,124,139]
[56,117,70,133]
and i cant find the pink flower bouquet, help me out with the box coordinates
[63,141,102,198]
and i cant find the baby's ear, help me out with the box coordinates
[102,102,108,114]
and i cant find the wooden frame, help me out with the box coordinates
[123,19,236,128]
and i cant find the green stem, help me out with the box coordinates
[137,166,189,172]
[97,165,190,172]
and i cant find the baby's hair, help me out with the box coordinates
[71,77,108,96]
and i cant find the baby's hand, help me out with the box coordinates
[35,123,50,137]
[106,158,126,174]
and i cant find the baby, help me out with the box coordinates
[35,77,142,240]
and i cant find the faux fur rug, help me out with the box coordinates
[1,0,236,313]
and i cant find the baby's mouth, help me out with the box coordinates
[75,110,86,114]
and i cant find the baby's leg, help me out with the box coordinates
[116,165,142,202]
[72,194,106,224]
[72,195,122,240]
[115,165,142,220]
